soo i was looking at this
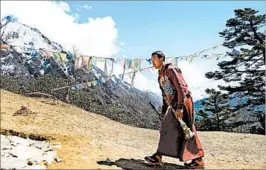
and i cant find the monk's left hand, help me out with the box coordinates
[174,110,183,119]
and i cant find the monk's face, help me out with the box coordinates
[151,54,164,69]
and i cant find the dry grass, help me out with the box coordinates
[1,89,266,169]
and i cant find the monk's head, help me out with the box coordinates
[151,51,165,69]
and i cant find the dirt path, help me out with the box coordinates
[1,90,266,169]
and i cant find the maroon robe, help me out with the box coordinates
[156,63,204,162]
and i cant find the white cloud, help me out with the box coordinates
[72,13,80,21]
[83,5,92,10]
[177,60,223,100]
[133,71,161,94]
[76,4,92,11]
[57,1,71,12]
[1,1,119,57]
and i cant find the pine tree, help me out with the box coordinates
[200,88,230,131]
[205,8,265,126]
[195,109,209,131]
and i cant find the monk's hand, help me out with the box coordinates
[174,110,183,119]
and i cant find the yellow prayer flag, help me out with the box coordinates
[59,53,67,62]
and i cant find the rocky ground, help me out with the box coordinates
[1,134,62,169]
[1,89,266,169]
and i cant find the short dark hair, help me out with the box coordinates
[151,51,165,61]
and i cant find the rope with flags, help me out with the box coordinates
[2,14,246,89]
[2,41,238,89]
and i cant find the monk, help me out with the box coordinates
[144,51,205,169]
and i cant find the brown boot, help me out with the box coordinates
[144,153,162,166]
[184,157,204,169]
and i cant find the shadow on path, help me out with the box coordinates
[97,158,187,170]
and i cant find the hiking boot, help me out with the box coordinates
[184,157,204,169]
[144,153,162,166]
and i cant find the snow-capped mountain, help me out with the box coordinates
[1,17,71,78]
[1,17,163,129]
[2,21,65,52]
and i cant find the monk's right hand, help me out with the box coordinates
[174,110,183,119]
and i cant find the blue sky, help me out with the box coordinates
[67,1,265,58]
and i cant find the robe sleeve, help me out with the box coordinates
[161,97,168,116]
[159,83,168,115]
[167,67,187,112]
[158,75,168,116]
